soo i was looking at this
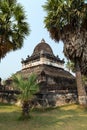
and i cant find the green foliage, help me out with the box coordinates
[43,0,87,38]
[66,60,87,84]
[66,60,75,73]
[12,74,39,119]
[43,0,87,64]
[82,75,87,84]
[12,74,39,102]
[0,0,30,59]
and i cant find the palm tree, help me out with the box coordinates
[0,0,30,59]
[43,0,87,105]
[12,74,39,119]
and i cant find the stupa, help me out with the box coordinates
[21,39,77,106]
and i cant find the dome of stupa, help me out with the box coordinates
[32,39,53,55]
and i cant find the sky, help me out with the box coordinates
[0,0,65,80]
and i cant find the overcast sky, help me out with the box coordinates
[0,0,65,80]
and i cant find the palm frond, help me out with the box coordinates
[43,0,87,65]
[0,0,30,59]
[12,74,39,101]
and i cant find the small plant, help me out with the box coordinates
[12,73,39,119]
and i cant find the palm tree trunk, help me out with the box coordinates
[75,60,87,106]
[22,100,30,119]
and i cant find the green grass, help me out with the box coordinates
[0,103,87,130]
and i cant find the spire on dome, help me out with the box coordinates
[41,38,45,43]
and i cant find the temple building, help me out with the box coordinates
[20,39,77,106]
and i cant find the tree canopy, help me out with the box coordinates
[43,0,87,76]
[0,0,30,59]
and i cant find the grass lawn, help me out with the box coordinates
[0,103,87,130]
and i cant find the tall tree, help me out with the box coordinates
[43,0,87,105]
[0,0,30,59]
[12,74,39,119]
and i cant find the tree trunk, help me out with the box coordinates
[22,100,30,119]
[75,60,87,106]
